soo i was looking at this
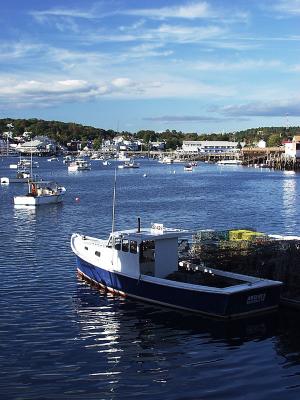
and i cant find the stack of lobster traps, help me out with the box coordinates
[185,228,300,306]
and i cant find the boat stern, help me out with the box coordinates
[225,282,282,318]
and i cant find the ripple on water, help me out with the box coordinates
[1,158,300,399]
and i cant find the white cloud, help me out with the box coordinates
[143,115,241,123]
[0,42,43,60]
[215,98,300,117]
[111,78,135,88]
[123,2,214,20]
[88,24,225,44]
[193,59,282,71]
[272,0,300,16]
[30,7,97,21]
[0,73,235,109]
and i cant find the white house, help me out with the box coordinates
[257,139,266,148]
[284,136,300,159]
[182,141,241,153]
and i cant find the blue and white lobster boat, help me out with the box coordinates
[71,221,282,319]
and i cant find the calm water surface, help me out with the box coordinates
[1,157,300,400]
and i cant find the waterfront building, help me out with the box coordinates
[17,136,57,155]
[284,136,300,159]
[182,140,242,154]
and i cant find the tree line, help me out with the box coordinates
[1,118,299,149]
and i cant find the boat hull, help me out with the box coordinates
[75,256,281,319]
[14,194,64,206]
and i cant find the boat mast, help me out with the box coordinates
[111,168,117,235]
[29,135,33,193]
[30,139,33,178]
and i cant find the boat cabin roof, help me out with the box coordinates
[110,225,191,242]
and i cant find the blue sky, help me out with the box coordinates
[1,0,300,133]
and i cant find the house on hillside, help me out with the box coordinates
[150,141,165,151]
[257,139,266,148]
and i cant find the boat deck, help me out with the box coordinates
[166,270,245,289]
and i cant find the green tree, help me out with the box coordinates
[93,137,102,150]
[267,133,282,147]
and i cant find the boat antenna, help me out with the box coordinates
[111,168,117,235]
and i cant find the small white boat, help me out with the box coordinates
[118,160,140,169]
[184,164,193,171]
[14,179,66,206]
[102,160,111,166]
[158,156,174,164]
[47,157,59,162]
[217,159,242,165]
[117,151,131,162]
[1,168,32,184]
[1,177,9,185]
[63,155,74,165]
[18,159,39,169]
[68,159,91,172]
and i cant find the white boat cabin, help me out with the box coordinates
[77,224,189,279]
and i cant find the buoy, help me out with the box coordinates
[75,197,80,202]
[143,173,147,177]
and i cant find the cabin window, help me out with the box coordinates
[95,251,101,257]
[114,238,121,250]
[84,246,88,251]
[122,239,129,252]
[130,240,137,254]
[140,240,155,262]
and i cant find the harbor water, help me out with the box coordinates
[1,157,300,400]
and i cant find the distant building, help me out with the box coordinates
[284,136,300,159]
[67,140,81,152]
[182,141,242,153]
[150,141,165,151]
[0,139,6,152]
[257,139,266,148]
[17,136,57,154]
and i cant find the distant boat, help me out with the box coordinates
[217,159,242,165]
[9,164,18,169]
[47,156,59,162]
[18,158,39,169]
[118,160,140,169]
[158,156,174,164]
[63,155,74,165]
[103,160,111,166]
[184,164,193,171]
[14,179,66,206]
[117,151,131,162]
[68,159,91,172]
[1,166,33,184]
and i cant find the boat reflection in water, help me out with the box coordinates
[74,279,280,359]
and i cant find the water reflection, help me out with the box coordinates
[72,281,286,396]
[74,280,279,348]
[281,176,297,234]
[275,309,300,366]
